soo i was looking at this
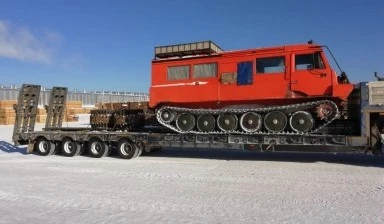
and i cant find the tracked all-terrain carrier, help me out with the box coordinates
[151,41,354,136]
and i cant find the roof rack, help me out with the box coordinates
[154,40,223,59]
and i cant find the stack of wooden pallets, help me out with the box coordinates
[65,101,83,122]
[36,108,47,123]
[0,100,17,125]
[65,101,95,122]
[0,100,98,124]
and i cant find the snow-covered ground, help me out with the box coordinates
[0,117,383,223]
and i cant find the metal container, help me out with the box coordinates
[367,81,384,105]
[155,41,223,59]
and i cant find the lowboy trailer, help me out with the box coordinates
[10,81,384,159]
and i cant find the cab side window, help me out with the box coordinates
[295,53,325,70]
[167,65,190,80]
[256,56,285,74]
[193,63,217,78]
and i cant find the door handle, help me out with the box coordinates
[291,80,298,84]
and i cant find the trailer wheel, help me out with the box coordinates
[88,139,109,158]
[135,146,143,157]
[117,139,138,159]
[61,138,82,157]
[35,138,56,156]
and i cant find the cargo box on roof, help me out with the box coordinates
[154,40,223,59]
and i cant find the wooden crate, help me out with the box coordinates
[65,115,79,122]
[36,115,47,123]
[85,108,96,114]
[36,108,47,115]
[0,100,17,108]
[66,101,82,108]
[67,108,87,115]
[66,108,75,115]
[0,117,16,125]
[99,102,113,110]
[80,108,87,114]
[95,102,103,109]
[0,108,16,117]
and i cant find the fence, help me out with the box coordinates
[0,85,149,107]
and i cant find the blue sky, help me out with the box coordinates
[0,0,383,92]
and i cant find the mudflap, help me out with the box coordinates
[27,143,35,154]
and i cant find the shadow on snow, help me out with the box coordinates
[1,140,383,168]
[144,147,384,168]
[0,141,27,154]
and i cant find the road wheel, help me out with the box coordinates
[289,111,314,133]
[217,113,238,132]
[264,111,287,133]
[34,138,56,156]
[61,138,82,157]
[88,139,110,158]
[117,139,138,159]
[176,113,196,132]
[240,112,262,133]
[197,115,215,132]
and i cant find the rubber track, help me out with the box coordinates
[156,100,340,135]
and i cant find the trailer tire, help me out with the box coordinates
[88,139,110,158]
[117,139,138,159]
[135,146,143,158]
[61,138,82,157]
[35,138,56,156]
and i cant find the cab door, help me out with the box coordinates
[290,52,332,96]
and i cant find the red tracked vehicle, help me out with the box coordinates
[150,41,354,134]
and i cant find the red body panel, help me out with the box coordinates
[149,43,353,109]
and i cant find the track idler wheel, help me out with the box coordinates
[176,113,196,132]
[240,112,262,133]
[264,111,287,133]
[289,111,314,133]
[217,113,238,132]
[159,108,175,123]
[197,115,215,132]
